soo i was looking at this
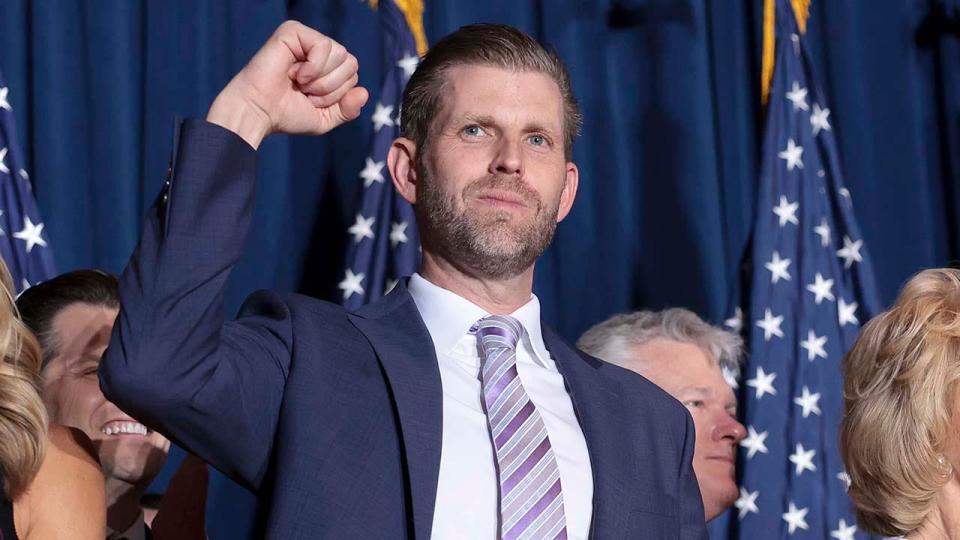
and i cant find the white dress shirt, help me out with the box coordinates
[408,274,594,539]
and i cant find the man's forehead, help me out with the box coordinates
[634,339,727,386]
[437,65,564,128]
[50,303,118,333]
[49,303,117,357]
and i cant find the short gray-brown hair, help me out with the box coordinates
[401,23,582,159]
[577,308,743,376]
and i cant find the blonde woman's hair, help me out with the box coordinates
[0,258,48,499]
[840,267,960,536]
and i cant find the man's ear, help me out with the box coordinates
[556,161,579,223]
[388,137,418,205]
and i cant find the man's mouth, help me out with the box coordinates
[475,189,529,209]
[100,420,149,436]
[707,453,736,464]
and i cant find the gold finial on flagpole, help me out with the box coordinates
[368,0,428,56]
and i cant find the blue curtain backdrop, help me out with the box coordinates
[2,0,959,537]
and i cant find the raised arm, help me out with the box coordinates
[99,21,367,490]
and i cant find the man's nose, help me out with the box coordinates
[715,413,747,443]
[489,136,523,177]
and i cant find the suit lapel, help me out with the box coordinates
[348,284,442,540]
[543,326,634,539]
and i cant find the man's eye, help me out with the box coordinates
[463,125,486,137]
[528,134,547,146]
[685,400,704,409]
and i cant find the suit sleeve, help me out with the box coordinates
[678,410,708,540]
[99,119,291,491]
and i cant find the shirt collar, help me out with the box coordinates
[407,273,552,366]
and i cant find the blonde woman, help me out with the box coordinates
[841,268,960,539]
[0,258,104,539]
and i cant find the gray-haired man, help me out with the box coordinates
[578,308,746,522]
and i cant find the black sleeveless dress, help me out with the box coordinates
[0,476,18,540]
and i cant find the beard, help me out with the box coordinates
[415,160,561,280]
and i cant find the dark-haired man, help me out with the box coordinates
[19,271,207,540]
[99,21,706,538]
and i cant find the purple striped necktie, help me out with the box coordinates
[475,315,567,540]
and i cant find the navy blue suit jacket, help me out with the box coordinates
[100,120,707,539]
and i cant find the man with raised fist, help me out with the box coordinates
[100,21,706,539]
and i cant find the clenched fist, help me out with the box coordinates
[207,21,369,149]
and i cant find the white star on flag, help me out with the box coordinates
[838,298,859,327]
[814,218,831,247]
[793,386,822,417]
[790,33,801,56]
[782,502,810,534]
[390,221,409,247]
[746,366,777,399]
[371,102,395,132]
[785,81,809,112]
[800,329,828,361]
[384,278,399,296]
[778,138,804,170]
[0,87,9,111]
[724,306,743,333]
[13,216,46,253]
[811,103,832,135]
[359,158,386,187]
[397,53,419,79]
[806,272,835,304]
[740,426,769,458]
[764,251,792,283]
[338,269,365,300]
[773,195,799,226]
[735,488,759,519]
[0,147,8,174]
[756,308,785,341]
[837,471,852,490]
[830,519,857,540]
[789,443,817,476]
[837,235,864,269]
[721,365,739,389]
[347,214,375,243]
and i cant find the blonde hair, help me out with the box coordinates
[0,258,48,499]
[840,268,960,536]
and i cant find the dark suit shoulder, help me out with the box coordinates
[580,349,691,433]
[237,289,353,323]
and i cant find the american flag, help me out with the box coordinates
[714,1,882,539]
[338,0,422,308]
[0,71,56,293]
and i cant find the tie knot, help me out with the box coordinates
[475,314,523,351]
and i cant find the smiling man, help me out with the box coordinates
[17,270,170,540]
[98,21,707,538]
[578,308,747,521]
